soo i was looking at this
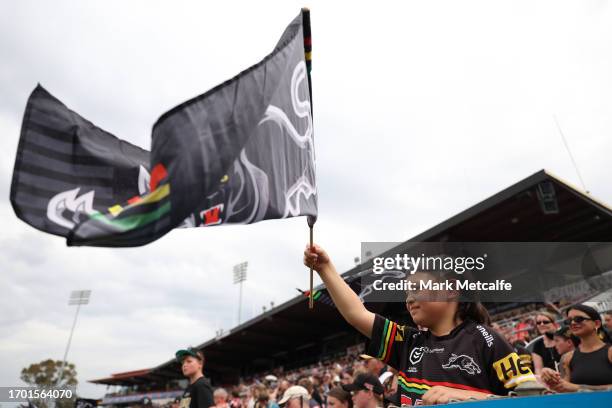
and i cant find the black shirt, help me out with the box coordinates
[180,377,214,408]
[367,314,536,406]
[570,345,612,386]
[532,337,560,370]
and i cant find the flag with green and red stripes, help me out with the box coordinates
[11,9,317,247]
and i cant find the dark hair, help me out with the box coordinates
[327,387,352,408]
[567,304,601,322]
[455,302,491,325]
[567,304,612,343]
[423,264,491,325]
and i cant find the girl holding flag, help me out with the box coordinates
[303,244,536,406]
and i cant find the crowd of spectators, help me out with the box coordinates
[200,305,612,408]
[200,353,388,408]
[116,304,612,408]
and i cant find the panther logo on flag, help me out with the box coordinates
[47,187,96,229]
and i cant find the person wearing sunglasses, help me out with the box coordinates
[530,312,561,376]
[540,304,612,391]
[341,373,384,408]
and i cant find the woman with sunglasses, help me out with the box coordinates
[303,244,536,405]
[530,312,561,376]
[541,304,612,391]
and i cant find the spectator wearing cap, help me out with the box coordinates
[265,375,279,389]
[264,376,281,404]
[252,385,279,408]
[326,387,352,408]
[541,304,612,392]
[540,325,577,385]
[176,347,214,408]
[341,373,384,408]
[553,325,579,354]
[378,371,398,407]
[278,386,310,408]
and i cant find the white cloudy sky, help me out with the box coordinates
[1,0,611,400]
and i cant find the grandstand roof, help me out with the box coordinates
[90,368,153,386]
[90,169,612,385]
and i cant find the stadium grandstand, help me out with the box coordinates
[89,169,612,405]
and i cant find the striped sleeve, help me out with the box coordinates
[367,313,409,369]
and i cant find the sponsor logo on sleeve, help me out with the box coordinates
[476,325,494,347]
[493,352,536,388]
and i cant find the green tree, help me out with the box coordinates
[20,359,78,408]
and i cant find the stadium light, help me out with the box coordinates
[57,290,91,386]
[233,262,248,325]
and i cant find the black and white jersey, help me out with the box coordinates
[367,314,536,406]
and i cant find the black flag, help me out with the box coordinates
[10,85,151,237]
[10,10,317,247]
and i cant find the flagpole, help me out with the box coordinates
[303,8,316,310]
[307,215,317,309]
[309,224,314,309]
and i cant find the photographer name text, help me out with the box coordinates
[373,279,512,291]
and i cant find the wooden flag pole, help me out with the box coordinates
[309,224,314,309]
[307,215,317,309]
